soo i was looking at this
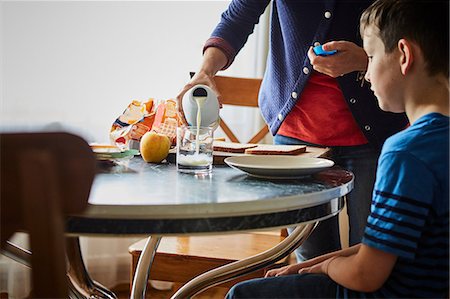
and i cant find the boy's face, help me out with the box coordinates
[363,25,405,113]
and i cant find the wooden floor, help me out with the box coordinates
[0,283,228,299]
[0,254,297,299]
[114,282,228,299]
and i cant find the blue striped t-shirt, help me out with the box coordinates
[340,112,449,298]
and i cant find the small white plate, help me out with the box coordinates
[224,156,334,179]
[90,144,139,161]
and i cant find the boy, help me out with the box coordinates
[226,0,449,298]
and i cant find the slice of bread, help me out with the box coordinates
[213,141,258,153]
[244,144,307,155]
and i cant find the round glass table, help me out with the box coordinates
[66,158,353,298]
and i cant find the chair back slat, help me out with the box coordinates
[214,76,262,107]
[214,75,268,143]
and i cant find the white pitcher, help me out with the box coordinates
[182,84,220,129]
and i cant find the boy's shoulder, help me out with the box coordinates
[382,112,449,158]
[375,113,449,213]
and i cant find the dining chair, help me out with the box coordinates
[0,132,96,298]
[214,75,268,144]
[129,75,288,293]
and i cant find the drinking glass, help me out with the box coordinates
[176,126,213,174]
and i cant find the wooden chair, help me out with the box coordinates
[0,132,96,298]
[129,75,288,292]
[214,75,269,144]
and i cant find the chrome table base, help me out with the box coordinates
[130,236,162,299]
[129,222,317,299]
[172,223,316,298]
[1,238,116,299]
[66,237,117,299]
[2,222,317,298]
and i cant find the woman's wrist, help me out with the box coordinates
[356,48,369,71]
[201,47,228,76]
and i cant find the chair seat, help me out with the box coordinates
[129,232,288,287]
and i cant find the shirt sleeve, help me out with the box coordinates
[203,37,236,70]
[204,0,270,69]
[362,151,434,259]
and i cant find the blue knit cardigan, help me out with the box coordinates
[204,0,408,149]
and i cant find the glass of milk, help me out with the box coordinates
[176,126,214,174]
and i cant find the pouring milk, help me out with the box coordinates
[179,85,219,167]
[195,95,206,154]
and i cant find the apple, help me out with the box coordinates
[140,131,171,163]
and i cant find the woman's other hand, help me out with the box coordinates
[307,41,368,77]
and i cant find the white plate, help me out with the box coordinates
[91,145,139,162]
[224,156,334,179]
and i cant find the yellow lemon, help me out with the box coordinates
[140,131,171,163]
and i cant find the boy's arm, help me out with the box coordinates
[266,244,361,277]
[319,244,397,292]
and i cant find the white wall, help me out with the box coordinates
[1,0,266,144]
[0,1,270,294]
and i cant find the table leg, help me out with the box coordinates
[66,236,117,299]
[2,238,116,299]
[1,241,32,267]
[130,235,162,299]
[171,222,318,299]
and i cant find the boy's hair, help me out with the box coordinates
[360,0,449,78]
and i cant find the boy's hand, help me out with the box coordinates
[297,256,336,275]
[265,258,324,277]
[308,41,368,77]
[266,255,342,277]
[265,264,301,277]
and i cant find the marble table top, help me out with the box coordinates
[66,157,353,236]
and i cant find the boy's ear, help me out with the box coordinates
[398,39,414,75]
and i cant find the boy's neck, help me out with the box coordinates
[404,75,449,124]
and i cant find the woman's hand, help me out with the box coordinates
[175,71,219,125]
[175,47,227,125]
[308,41,368,77]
